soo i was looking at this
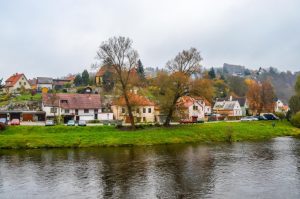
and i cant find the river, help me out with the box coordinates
[0,137,299,199]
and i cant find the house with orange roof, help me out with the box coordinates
[175,96,207,122]
[4,73,31,93]
[111,93,155,123]
[95,65,139,87]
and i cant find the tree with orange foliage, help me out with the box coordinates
[153,48,202,126]
[246,80,262,115]
[190,78,214,103]
[246,79,275,115]
[260,80,275,113]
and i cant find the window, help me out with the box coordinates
[148,108,152,113]
[94,109,98,114]
[136,108,140,113]
[19,82,21,85]
[193,106,198,110]
[61,100,68,104]
[24,82,26,85]
[50,107,57,113]
[122,108,126,113]
[143,108,146,113]
[65,109,69,114]
[84,109,89,113]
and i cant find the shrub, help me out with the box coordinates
[0,123,6,131]
[89,119,100,123]
[291,112,300,128]
[275,112,285,120]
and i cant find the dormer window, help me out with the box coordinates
[61,100,68,104]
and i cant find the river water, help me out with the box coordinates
[0,137,299,199]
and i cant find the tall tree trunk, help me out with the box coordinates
[163,93,180,127]
[123,91,135,129]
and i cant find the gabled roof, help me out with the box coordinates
[233,97,246,107]
[5,73,25,87]
[42,93,101,109]
[96,65,116,77]
[213,100,240,110]
[37,77,53,84]
[177,96,209,108]
[113,93,155,106]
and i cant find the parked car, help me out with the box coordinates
[45,120,55,126]
[78,120,87,126]
[10,119,20,125]
[208,114,225,121]
[241,116,258,121]
[67,120,76,126]
[262,113,279,120]
[254,115,267,120]
[0,118,8,125]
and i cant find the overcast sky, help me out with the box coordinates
[1,0,300,79]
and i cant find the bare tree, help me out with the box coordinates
[96,36,139,128]
[162,48,202,126]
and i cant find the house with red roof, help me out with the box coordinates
[95,65,139,87]
[175,96,207,122]
[111,93,155,123]
[4,73,31,93]
[42,93,113,122]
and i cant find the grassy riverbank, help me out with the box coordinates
[0,121,299,149]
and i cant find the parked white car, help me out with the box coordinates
[241,116,259,121]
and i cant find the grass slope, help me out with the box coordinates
[0,121,299,149]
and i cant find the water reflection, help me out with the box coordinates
[0,137,300,199]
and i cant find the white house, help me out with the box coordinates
[213,98,242,117]
[111,93,155,123]
[176,96,207,121]
[4,73,31,93]
[37,77,53,92]
[42,93,113,122]
[274,99,289,113]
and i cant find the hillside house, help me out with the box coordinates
[4,73,31,93]
[37,77,53,93]
[111,93,155,123]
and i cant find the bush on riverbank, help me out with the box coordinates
[0,123,6,131]
[291,112,300,128]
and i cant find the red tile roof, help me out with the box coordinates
[177,96,196,108]
[42,93,101,109]
[5,73,25,87]
[96,65,116,77]
[113,93,155,106]
[177,96,211,108]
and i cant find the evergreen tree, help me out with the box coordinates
[82,70,90,86]
[0,78,4,90]
[137,59,145,80]
[102,70,114,92]
[74,74,82,87]
[295,75,300,95]
[208,67,216,79]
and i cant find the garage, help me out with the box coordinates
[23,114,33,121]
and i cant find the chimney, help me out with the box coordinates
[229,96,233,101]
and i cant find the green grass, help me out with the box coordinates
[13,93,42,102]
[0,121,299,149]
